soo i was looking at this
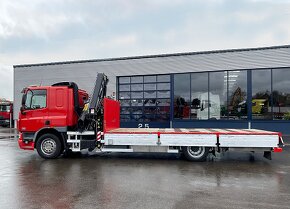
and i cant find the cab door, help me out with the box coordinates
[19,89,48,132]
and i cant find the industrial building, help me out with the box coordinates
[14,45,290,133]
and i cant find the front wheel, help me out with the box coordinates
[36,133,62,159]
[182,146,209,162]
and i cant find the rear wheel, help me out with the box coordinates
[182,146,209,162]
[36,133,62,159]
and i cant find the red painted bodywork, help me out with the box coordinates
[273,147,283,152]
[0,103,13,121]
[18,85,88,150]
[103,98,120,132]
[18,132,34,150]
[19,86,88,132]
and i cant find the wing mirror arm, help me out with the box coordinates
[20,106,26,115]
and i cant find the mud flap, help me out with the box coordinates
[263,151,272,160]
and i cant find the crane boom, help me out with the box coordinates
[78,73,108,131]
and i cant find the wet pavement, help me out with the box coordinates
[0,127,17,139]
[0,127,290,209]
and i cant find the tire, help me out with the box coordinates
[182,146,209,162]
[36,133,62,159]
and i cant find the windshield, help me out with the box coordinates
[23,89,47,110]
[0,105,10,112]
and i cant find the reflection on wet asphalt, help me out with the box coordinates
[0,135,290,208]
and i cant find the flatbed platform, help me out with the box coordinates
[102,99,283,152]
[107,128,279,135]
[105,128,282,148]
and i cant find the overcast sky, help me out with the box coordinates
[1,0,290,100]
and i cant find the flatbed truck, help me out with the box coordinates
[18,73,284,161]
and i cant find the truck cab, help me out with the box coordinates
[0,101,13,127]
[18,82,88,153]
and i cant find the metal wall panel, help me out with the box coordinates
[14,46,290,119]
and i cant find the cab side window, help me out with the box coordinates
[25,90,47,109]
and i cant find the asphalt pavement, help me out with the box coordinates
[0,127,290,209]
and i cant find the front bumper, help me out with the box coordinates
[18,133,34,150]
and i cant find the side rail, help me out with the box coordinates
[104,131,283,152]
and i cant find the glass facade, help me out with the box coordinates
[173,70,247,120]
[209,71,227,120]
[118,75,170,123]
[191,72,208,120]
[118,68,290,124]
[273,68,290,120]
[252,69,272,119]
[228,71,247,120]
[174,74,190,119]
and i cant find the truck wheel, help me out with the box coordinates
[36,133,62,159]
[182,146,209,162]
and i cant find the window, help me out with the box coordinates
[228,71,247,120]
[173,70,248,120]
[209,72,227,120]
[174,74,190,119]
[119,77,130,84]
[144,99,156,106]
[252,69,272,119]
[144,76,156,83]
[120,115,130,122]
[144,91,156,98]
[157,83,170,90]
[119,85,130,91]
[131,84,143,91]
[25,90,47,109]
[157,100,170,115]
[25,91,33,108]
[273,68,290,120]
[157,75,170,82]
[120,100,130,107]
[191,72,208,120]
[131,99,143,106]
[131,76,143,83]
[131,92,143,99]
[121,107,131,114]
[157,91,170,98]
[118,74,171,122]
[119,92,130,99]
[0,105,10,112]
[144,83,156,90]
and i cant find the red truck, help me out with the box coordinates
[0,100,13,127]
[18,73,284,161]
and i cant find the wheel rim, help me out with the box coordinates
[41,138,57,155]
[187,146,205,159]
